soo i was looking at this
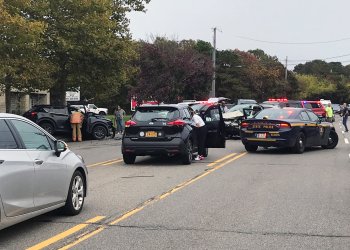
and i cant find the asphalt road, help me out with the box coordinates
[1,117,350,249]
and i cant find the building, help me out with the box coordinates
[0,90,50,114]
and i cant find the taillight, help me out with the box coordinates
[167,119,186,126]
[125,120,137,127]
[241,122,249,128]
[278,122,290,128]
[31,112,37,118]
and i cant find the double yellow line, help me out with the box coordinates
[27,152,246,250]
[87,158,123,168]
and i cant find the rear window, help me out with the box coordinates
[304,102,322,109]
[255,109,299,120]
[133,107,180,122]
[286,102,302,108]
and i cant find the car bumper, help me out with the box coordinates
[241,130,298,148]
[122,137,186,155]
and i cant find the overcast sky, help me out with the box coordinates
[127,0,350,69]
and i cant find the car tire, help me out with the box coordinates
[92,125,107,140]
[40,122,55,134]
[123,154,136,164]
[322,130,338,149]
[293,132,306,154]
[99,111,106,116]
[181,140,193,165]
[244,144,258,152]
[63,171,85,215]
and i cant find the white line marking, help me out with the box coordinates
[342,131,345,134]
[345,138,349,144]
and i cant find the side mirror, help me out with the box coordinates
[54,140,67,157]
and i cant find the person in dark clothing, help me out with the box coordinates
[341,103,349,132]
[190,110,207,161]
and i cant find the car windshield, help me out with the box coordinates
[133,107,180,122]
[254,109,299,120]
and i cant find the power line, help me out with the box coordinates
[235,35,350,45]
[284,53,350,62]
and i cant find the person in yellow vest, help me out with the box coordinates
[70,110,84,142]
[325,103,334,123]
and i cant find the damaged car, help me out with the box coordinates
[223,104,265,138]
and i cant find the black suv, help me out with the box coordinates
[23,105,115,140]
[122,103,226,165]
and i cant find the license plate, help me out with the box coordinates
[145,131,157,137]
[256,133,267,139]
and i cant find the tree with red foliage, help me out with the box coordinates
[131,38,213,103]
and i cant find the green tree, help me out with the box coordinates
[0,0,53,112]
[295,74,336,100]
[28,0,150,105]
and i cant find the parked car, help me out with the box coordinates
[262,99,326,118]
[236,99,257,105]
[302,100,326,118]
[122,103,226,165]
[23,105,115,140]
[261,99,303,108]
[69,103,108,115]
[240,107,338,153]
[86,104,108,115]
[0,113,88,230]
[332,103,341,114]
[223,104,264,138]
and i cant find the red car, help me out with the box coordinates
[301,101,326,118]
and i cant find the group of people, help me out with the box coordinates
[68,105,126,142]
[325,102,349,132]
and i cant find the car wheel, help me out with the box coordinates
[244,144,258,152]
[63,171,85,215]
[92,125,107,140]
[322,130,338,149]
[40,122,55,134]
[99,111,106,116]
[181,140,193,165]
[293,132,306,154]
[123,154,136,164]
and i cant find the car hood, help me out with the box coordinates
[223,110,244,119]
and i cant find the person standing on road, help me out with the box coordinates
[70,109,84,142]
[341,103,349,132]
[190,109,207,161]
[325,103,334,123]
[220,101,229,113]
[115,105,126,134]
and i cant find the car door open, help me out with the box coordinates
[202,105,226,148]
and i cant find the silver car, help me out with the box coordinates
[0,113,88,230]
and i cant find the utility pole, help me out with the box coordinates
[211,27,217,98]
[285,56,288,81]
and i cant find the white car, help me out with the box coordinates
[86,104,108,115]
[70,104,108,115]
[0,113,88,230]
